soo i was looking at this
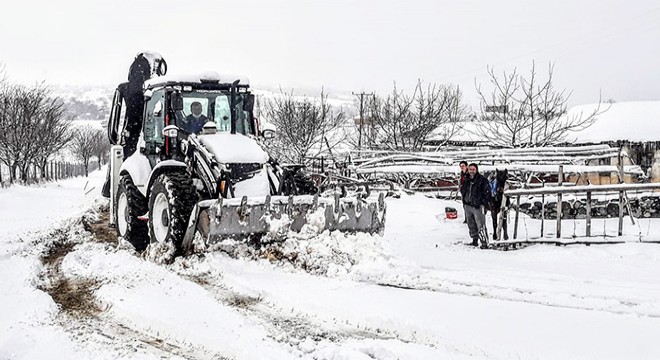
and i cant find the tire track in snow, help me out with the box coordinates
[178,269,416,350]
[34,209,232,360]
[200,234,660,319]
[363,271,660,318]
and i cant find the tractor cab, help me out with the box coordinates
[140,73,256,160]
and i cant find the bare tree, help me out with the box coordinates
[91,128,108,170]
[0,68,72,183]
[475,62,606,147]
[262,89,345,165]
[367,81,467,151]
[0,63,6,184]
[69,125,102,177]
[0,83,65,182]
[367,83,413,150]
[27,97,71,180]
[0,83,26,182]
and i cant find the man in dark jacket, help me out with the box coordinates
[182,101,209,133]
[460,163,492,247]
[102,52,166,198]
[459,161,468,189]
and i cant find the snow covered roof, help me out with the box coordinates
[565,101,660,144]
[427,101,660,145]
[144,71,250,88]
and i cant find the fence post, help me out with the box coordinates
[556,165,563,238]
[541,192,545,237]
[618,150,624,236]
[514,195,520,239]
[497,188,508,240]
[586,191,592,237]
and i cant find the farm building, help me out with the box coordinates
[421,101,660,185]
[564,101,660,183]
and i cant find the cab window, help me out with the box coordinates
[143,89,165,144]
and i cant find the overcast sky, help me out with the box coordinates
[1,0,659,106]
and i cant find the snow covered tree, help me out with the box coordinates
[262,89,345,165]
[0,82,70,182]
[475,62,606,147]
[69,125,102,177]
[91,128,108,170]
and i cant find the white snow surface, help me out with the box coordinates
[2,168,660,359]
[198,132,269,164]
[233,168,271,197]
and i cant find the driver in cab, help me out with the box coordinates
[182,101,208,133]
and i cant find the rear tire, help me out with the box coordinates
[116,175,149,250]
[148,171,198,254]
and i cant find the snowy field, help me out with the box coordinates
[1,169,660,359]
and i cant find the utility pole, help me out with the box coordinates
[353,91,374,150]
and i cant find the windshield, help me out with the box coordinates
[175,90,254,135]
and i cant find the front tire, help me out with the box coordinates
[116,175,149,250]
[148,171,198,254]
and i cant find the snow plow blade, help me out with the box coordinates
[182,193,386,250]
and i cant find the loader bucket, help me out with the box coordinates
[182,193,386,251]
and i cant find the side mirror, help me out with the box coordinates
[170,93,184,111]
[243,93,255,112]
[261,122,276,139]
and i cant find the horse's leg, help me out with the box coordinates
[492,209,498,240]
[503,210,509,240]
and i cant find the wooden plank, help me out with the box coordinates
[586,191,592,237]
[497,192,507,240]
[557,165,563,239]
[490,238,660,247]
[504,182,660,196]
[618,150,624,236]
[541,193,545,237]
[623,191,636,225]
[514,195,520,239]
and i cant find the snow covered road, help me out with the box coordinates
[2,170,660,359]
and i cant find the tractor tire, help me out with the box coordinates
[116,175,149,250]
[148,171,199,254]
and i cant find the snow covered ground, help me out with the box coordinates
[1,169,660,359]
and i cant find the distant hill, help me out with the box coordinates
[51,84,357,121]
[52,84,113,121]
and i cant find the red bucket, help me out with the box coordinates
[445,206,458,219]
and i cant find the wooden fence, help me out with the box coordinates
[499,164,660,243]
[0,161,97,187]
